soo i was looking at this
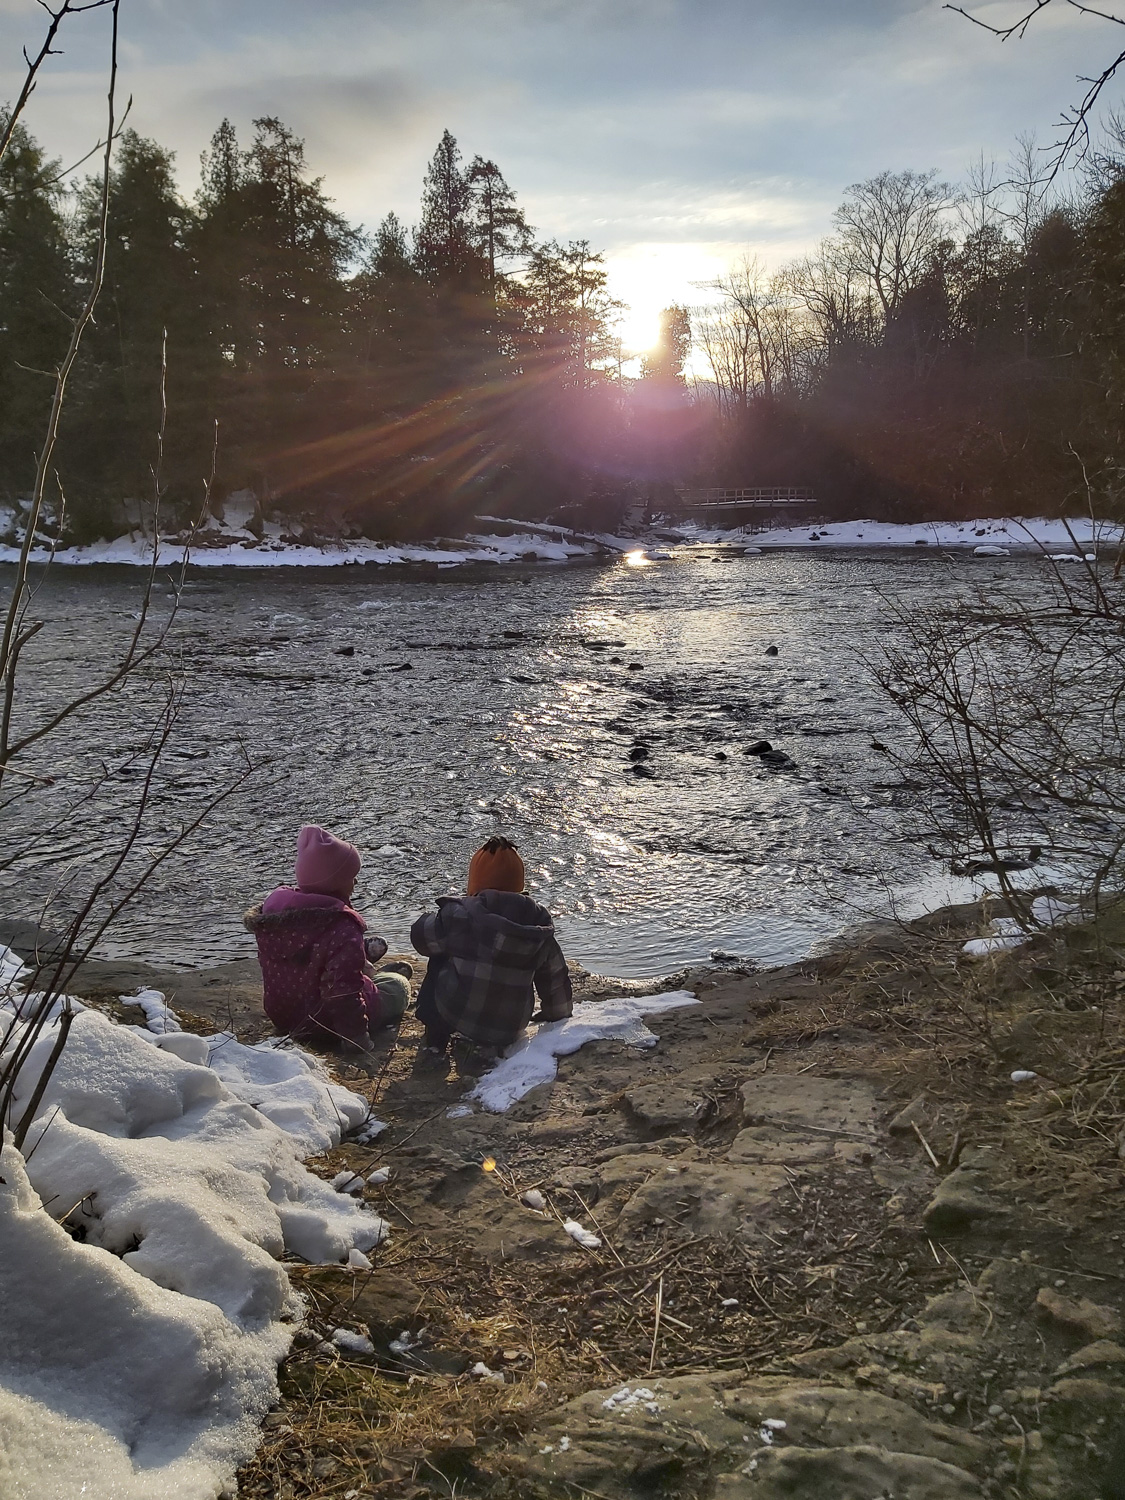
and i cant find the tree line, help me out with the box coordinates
[4,105,1125,539]
[0,115,634,541]
[694,137,1125,519]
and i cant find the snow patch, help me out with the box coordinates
[670,516,1125,554]
[563,1219,602,1250]
[0,958,388,1499]
[962,896,1080,959]
[468,991,699,1112]
[601,1384,662,1414]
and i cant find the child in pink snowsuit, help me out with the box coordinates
[245,825,408,1048]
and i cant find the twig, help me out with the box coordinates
[911,1119,942,1170]
[648,1273,664,1373]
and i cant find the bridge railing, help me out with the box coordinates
[676,486,816,506]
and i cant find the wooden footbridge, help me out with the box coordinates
[673,486,822,526]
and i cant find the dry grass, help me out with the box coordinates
[237,898,1125,1499]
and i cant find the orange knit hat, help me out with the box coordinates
[467,836,525,897]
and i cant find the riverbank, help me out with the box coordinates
[1,514,1121,569]
[16,894,1124,1499]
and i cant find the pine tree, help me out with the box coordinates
[0,117,73,498]
[466,157,532,286]
[415,130,479,284]
[641,305,692,383]
[65,130,203,523]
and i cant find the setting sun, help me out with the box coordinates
[605,242,728,364]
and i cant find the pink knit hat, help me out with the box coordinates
[294,824,361,897]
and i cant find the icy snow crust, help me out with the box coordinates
[468,991,699,1113]
[0,526,599,569]
[674,516,1125,552]
[1,514,1121,568]
[0,971,386,1499]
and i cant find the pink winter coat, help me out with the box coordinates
[244,887,380,1047]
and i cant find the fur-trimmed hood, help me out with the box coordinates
[244,903,363,934]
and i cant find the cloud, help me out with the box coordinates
[0,0,1115,302]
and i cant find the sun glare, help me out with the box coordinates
[605,242,730,368]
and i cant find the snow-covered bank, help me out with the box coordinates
[0,525,600,570]
[671,515,1125,552]
[2,512,1120,569]
[0,963,385,1500]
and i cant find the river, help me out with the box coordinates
[0,546,1043,975]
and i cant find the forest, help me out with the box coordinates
[2,109,1125,540]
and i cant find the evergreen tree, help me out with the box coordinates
[415,129,482,285]
[65,130,203,520]
[193,116,359,492]
[466,157,532,286]
[0,117,72,496]
[641,305,692,383]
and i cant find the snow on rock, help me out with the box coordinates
[124,988,376,1155]
[201,1031,372,1155]
[331,1328,374,1356]
[601,1384,662,1414]
[0,944,29,997]
[468,991,699,1113]
[122,986,182,1033]
[0,979,389,1500]
[962,896,1081,959]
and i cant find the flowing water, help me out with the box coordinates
[0,547,1045,975]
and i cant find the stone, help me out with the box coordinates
[1036,1287,1123,1342]
[727,1125,836,1164]
[727,1123,874,1166]
[729,1445,983,1499]
[740,1074,880,1139]
[888,1092,931,1134]
[1054,1341,1125,1378]
[719,1382,987,1472]
[615,1160,790,1240]
[314,1269,424,1342]
[922,1147,1007,1234]
[514,1374,989,1500]
[622,1083,706,1135]
[744,740,773,755]
[1043,1378,1125,1434]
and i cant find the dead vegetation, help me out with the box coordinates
[229,896,1125,1498]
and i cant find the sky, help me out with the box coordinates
[1,0,1117,353]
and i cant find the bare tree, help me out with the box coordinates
[876,527,1125,925]
[696,256,812,414]
[784,238,877,357]
[0,2,256,1146]
[948,0,1125,168]
[834,169,954,323]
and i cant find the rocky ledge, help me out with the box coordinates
[35,896,1125,1500]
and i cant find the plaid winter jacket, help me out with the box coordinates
[410,890,573,1048]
